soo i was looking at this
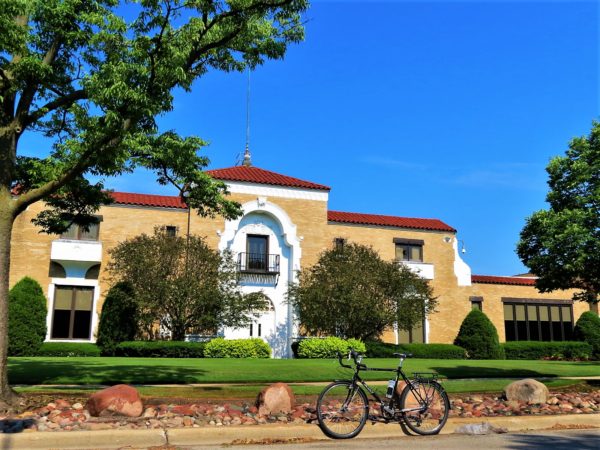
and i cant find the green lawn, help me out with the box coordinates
[15,379,586,400]
[9,357,600,385]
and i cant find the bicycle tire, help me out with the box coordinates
[399,380,450,435]
[316,381,369,439]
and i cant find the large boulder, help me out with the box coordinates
[503,379,549,404]
[86,384,143,417]
[256,382,295,416]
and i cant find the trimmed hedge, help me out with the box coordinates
[454,309,505,359]
[296,337,366,359]
[574,311,600,359]
[502,341,592,360]
[36,343,101,357]
[365,341,466,359]
[8,277,47,356]
[115,341,205,358]
[204,338,271,358]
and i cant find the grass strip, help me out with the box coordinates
[15,379,587,400]
[9,357,600,385]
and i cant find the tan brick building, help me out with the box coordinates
[8,165,593,357]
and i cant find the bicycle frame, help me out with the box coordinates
[336,353,429,416]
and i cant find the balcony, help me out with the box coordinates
[51,239,102,264]
[397,260,434,280]
[237,252,280,274]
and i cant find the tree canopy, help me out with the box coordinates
[288,242,437,341]
[517,121,600,304]
[108,228,268,340]
[0,0,307,404]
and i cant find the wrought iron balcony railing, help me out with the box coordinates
[237,252,280,274]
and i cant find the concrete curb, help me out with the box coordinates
[2,414,599,449]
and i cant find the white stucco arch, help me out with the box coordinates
[218,197,302,274]
[218,197,302,358]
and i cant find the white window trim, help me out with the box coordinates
[46,278,100,343]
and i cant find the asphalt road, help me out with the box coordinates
[176,429,600,450]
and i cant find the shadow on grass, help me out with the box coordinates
[505,432,600,450]
[432,360,600,379]
[8,359,207,385]
[432,366,548,379]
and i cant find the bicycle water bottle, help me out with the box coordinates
[386,380,395,398]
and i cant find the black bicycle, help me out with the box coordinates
[316,350,450,439]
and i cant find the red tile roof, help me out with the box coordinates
[207,166,330,191]
[328,211,455,232]
[110,192,187,209]
[471,275,537,286]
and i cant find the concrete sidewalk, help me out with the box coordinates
[2,414,598,449]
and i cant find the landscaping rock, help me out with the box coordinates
[256,382,295,416]
[503,379,549,404]
[85,384,143,418]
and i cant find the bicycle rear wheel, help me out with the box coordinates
[399,380,449,435]
[316,381,369,439]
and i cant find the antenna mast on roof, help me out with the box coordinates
[241,68,252,167]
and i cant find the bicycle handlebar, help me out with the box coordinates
[336,349,413,371]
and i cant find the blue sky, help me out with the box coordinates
[21,0,599,276]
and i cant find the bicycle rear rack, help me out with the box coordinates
[411,372,439,382]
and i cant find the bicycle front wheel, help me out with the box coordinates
[316,381,369,439]
[400,380,449,435]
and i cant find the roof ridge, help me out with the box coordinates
[327,210,455,232]
[207,165,331,191]
[328,209,446,222]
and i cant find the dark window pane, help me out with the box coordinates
[516,321,528,340]
[563,322,573,340]
[79,222,99,241]
[528,321,540,341]
[552,322,564,341]
[73,311,92,339]
[505,320,516,341]
[51,310,71,339]
[540,320,552,341]
[60,224,78,239]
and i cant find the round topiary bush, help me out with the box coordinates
[573,311,600,359]
[8,277,47,356]
[96,282,138,355]
[454,309,505,359]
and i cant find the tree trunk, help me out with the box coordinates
[0,195,20,407]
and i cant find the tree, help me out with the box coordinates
[573,311,600,359]
[0,0,307,404]
[517,121,600,304]
[96,281,137,356]
[288,242,437,341]
[454,309,504,360]
[8,277,47,356]
[108,228,268,340]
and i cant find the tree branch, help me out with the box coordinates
[11,118,132,216]
[22,89,87,129]
[15,38,63,129]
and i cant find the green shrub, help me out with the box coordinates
[454,309,505,359]
[502,341,592,360]
[296,337,366,358]
[8,277,47,356]
[96,282,138,356]
[573,311,600,359]
[115,341,206,357]
[36,342,101,357]
[365,341,466,359]
[204,338,271,358]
